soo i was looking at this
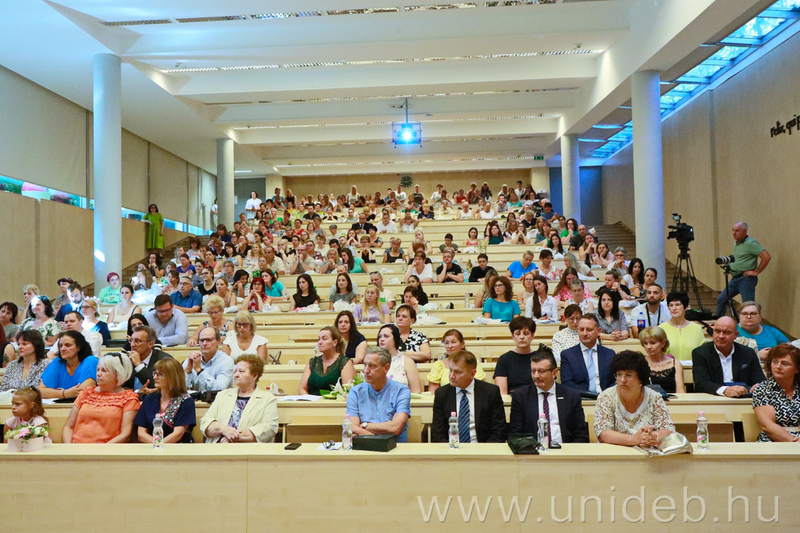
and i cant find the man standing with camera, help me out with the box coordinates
[716,222,771,318]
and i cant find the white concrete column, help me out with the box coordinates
[93,54,122,292]
[216,138,235,229]
[631,70,666,286]
[560,133,581,220]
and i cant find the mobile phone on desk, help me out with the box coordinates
[284,443,302,450]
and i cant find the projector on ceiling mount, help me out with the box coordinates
[392,122,422,146]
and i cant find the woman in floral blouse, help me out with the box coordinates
[594,351,675,447]
[20,296,60,347]
[0,330,50,391]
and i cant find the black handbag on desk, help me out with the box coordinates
[507,434,540,455]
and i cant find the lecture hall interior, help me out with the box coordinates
[1,0,799,531]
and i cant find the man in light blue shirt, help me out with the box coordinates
[505,251,537,280]
[184,326,234,393]
[145,294,189,346]
[347,347,411,442]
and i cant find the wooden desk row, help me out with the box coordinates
[113,321,653,344]
[3,442,794,532]
[103,339,649,364]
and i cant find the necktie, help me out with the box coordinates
[458,389,471,443]
[586,348,597,393]
[541,391,551,429]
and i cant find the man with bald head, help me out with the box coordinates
[692,316,765,397]
[184,326,234,393]
[716,222,770,318]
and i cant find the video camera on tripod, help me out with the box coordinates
[668,214,712,320]
[667,213,694,249]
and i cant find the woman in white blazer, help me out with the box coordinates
[200,354,279,443]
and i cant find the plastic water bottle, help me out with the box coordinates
[342,415,353,451]
[448,412,459,449]
[152,415,164,450]
[537,414,550,450]
[697,411,709,451]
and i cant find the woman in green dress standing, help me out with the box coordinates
[143,204,165,253]
[298,326,356,396]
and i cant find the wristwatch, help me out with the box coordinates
[361,422,369,429]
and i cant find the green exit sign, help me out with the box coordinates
[534,155,544,161]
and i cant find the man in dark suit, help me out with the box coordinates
[124,325,174,392]
[692,316,765,396]
[509,348,589,443]
[350,213,376,235]
[432,350,507,443]
[560,314,615,393]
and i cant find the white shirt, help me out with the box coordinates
[396,191,407,202]
[630,302,670,328]
[430,191,442,202]
[245,198,263,211]
[479,209,496,219]
[580,342,602,392]
[525,295,559,321]
[407,263,434,282]
[459,210,473,220]
[455,379,477,443]
[376,220,397,233]
[715,344,735,396]
[135,351,153,373]
[536,382,562,444]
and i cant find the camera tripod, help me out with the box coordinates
[672,245,705,312]
[718,265,738,320]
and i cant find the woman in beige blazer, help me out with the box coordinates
[200,354,278,443]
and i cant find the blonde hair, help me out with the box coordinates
[235,309,257,332]
[12,387,47,422]
[203,295,225,313]
[360,284,381,318]
[82,299,100,318]
[23,284,40,295]
[639,326,669,353]
[100,354,134,386]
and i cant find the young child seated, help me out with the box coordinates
[4,387,52,444]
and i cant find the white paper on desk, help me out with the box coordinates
[42,399,58,404]
[316,442,343,451]
[280,395,325,402]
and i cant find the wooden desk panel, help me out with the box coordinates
[4,444,795,531]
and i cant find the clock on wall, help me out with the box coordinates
[399,175,413,189]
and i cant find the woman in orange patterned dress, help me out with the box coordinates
[62,353,140,443]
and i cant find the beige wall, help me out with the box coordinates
[0,65,216,229]
[0,193,38,305]
[602,31,800,336]
[0,192,193,305]
[662,92,721,289]
[0,66,87,197]
[601,144,635,230]
[285,169,535,200]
